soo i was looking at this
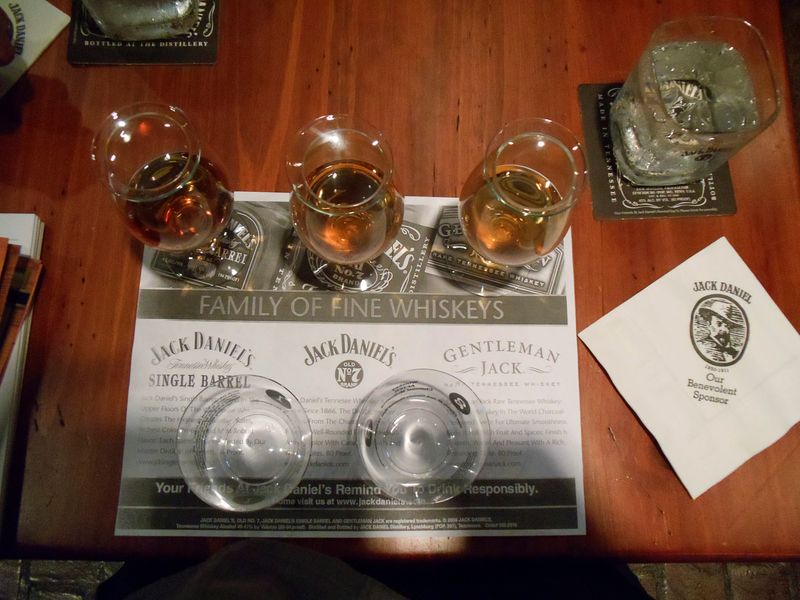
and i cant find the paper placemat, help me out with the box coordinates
[115,194,587,538]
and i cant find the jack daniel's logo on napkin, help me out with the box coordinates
[1,0,70,97]
[686,292,751,408]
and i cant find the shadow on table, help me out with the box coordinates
[97,539,652,600]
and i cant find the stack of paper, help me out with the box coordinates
[0,214,44,526]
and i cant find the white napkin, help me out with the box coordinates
[1,0,69,97]
[579,237,800,498]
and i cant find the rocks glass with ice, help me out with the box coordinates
[355,369,490,504]
[176,376,312,512]
[82,0,200,40]
[610,17,781,186]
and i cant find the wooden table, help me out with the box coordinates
[1,0,798,561]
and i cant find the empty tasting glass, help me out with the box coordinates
[176,376,312,512]
[92,102,233,253]
[355,369,490,505]
[286,114,404,270]
[459,118,586,268]
[610,16,781,186]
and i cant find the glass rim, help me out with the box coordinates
[286,113,395,215]
[91,102,202,202]
[483,118,587,216]
[646,16,782,138]
[654,15,766,38]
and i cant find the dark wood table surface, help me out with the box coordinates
[1,0,798,561]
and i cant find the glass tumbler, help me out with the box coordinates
[355,369,490,505]
[92,102,233,253]
[459,118,586,267]
[82,0,200,40]
[610,16,781,186]
[176,376,312,512]
[286,114,404,268]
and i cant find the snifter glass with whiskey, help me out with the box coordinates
[92,102,234,253]
[286,114,404,274]
[459,118,586,270]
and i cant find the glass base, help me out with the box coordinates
[279,239,393,293]
[432,247,566,297]
[148,206,264,290]
[355,369,490,505]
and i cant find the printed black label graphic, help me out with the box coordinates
[151,207,263,290]
[426,207,566,295]
[691,294,749,366]
[449,392,471,415]
[308,254,391,292]
[274,221,433,293]
[335,360,364,389]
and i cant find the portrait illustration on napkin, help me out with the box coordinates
[690,295,748,368]
[579,237,800,499]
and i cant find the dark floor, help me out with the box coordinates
[0,558,799,599]
[1,2,799,599]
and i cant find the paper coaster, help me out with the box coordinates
[67,0,218,65]
[578,83,737,220]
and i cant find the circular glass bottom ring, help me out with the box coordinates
[364,392,481,501]
[177,377,311,512]
[376,399,461,478]
[210,401,304,504]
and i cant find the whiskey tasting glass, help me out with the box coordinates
[355,369,490,505]
[286,114,404,271]
[459,118,586,267]
[176,375,312,512]
[92,102,234,253]
[610,17,781,186]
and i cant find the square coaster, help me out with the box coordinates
[67,0,218,65]
[424,206,568,296]
[578,83,737,220]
